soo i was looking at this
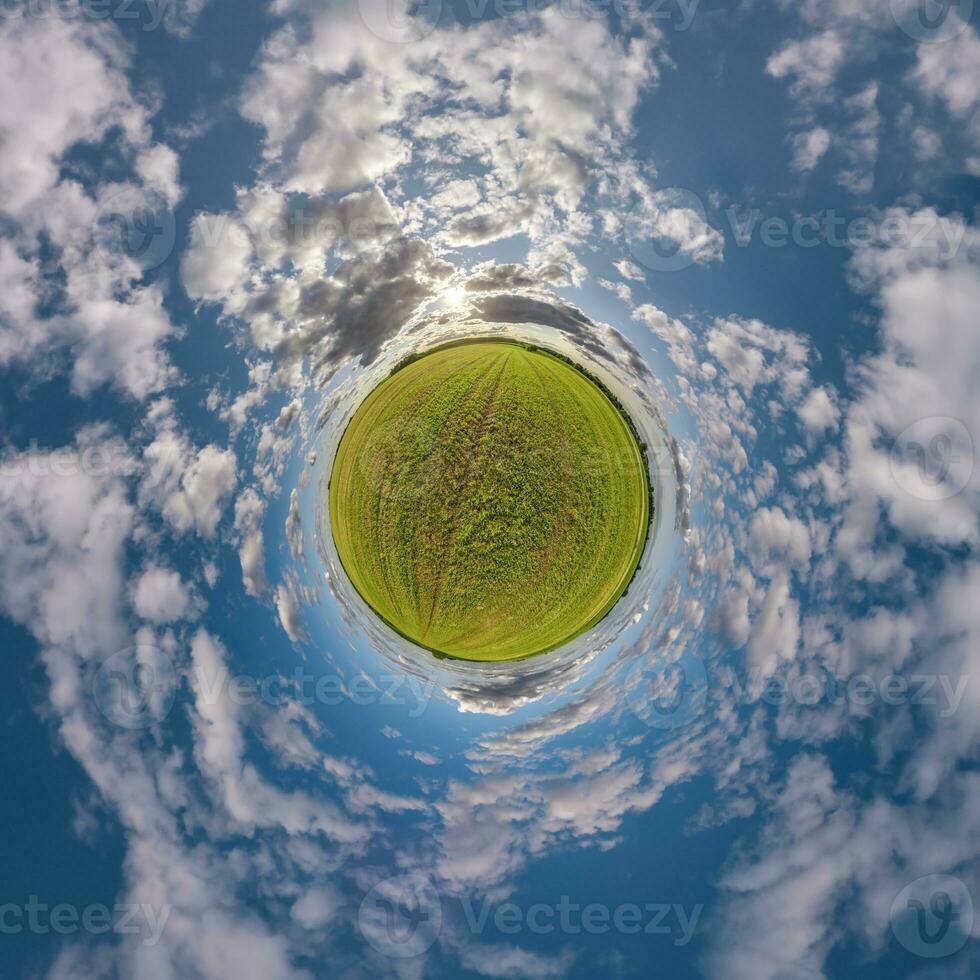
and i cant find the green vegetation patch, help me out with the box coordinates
[328,341,651,661]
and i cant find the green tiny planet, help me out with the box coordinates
[329,341,651,661]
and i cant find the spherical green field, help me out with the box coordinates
[328,341,651,661]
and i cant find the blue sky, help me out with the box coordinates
[0,0,979,977]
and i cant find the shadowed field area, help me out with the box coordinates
[329,341,651,661]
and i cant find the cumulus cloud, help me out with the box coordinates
[841,212,980,549]
[132,565,195,624]
[234,488,270,598]
[706,317,810,399]
[0,14,181,399]
[789,126,831,173]
[142,435,237,539]
[285,489,304,564]
[835,82,880,194]
[457,942,577,980]
[178,0,674,378]
[182,213,254,304]
[748,507,813,577]
[766,31,846,99]
[275,584,306,642]
[0,436,132,658]
[798,387,840,438]
[912,26,980,119]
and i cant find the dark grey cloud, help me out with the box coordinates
[445,203,535,246]
[269,236,453,374]
[469,293,615,363]
[466,292,657,397]
[464,264,546,293]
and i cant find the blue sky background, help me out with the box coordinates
[0,0,979,977]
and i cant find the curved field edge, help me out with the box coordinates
[328,339,654,662]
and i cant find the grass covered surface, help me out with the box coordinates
[328,341,651,661]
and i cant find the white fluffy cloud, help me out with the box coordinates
[766,31,845,99]
[706,317,810,399]
[798,387,840,437]
[182,213,254,304]
[140,415,238,538]
[132,565,195,624]
[233,488,270,598]
[0,436,132,659]
[841,213,980,550]
[790,126,831,173]
[0,16,147,216]
[182,0,673,371]
[0,14,182,399]
[766,7,979,188]
[912,26,980,119]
